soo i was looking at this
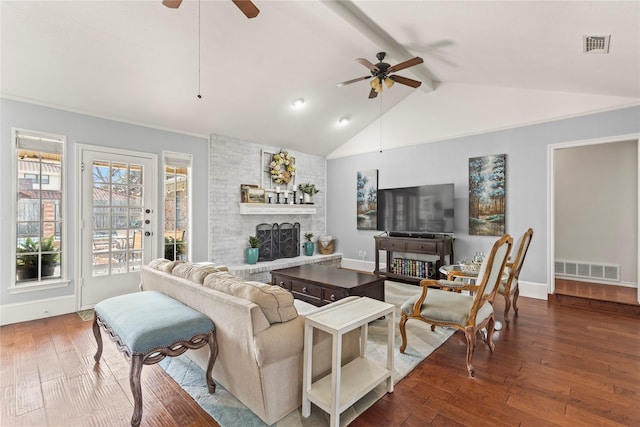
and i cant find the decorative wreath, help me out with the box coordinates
[270,150,296,185]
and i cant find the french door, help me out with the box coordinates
[79,147,156,309]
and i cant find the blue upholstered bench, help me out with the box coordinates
[92,291,217,427]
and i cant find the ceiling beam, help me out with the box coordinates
[321,0,436,93]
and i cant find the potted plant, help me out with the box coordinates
[298,183,319,204]
[247,235,260,264]
[303,232,315,256]
[164,236,186,261]
[16,236,59,280]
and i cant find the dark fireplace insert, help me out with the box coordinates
[255,222,300,261]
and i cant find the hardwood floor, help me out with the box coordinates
[555,278,638,305]
[2,294,639,426]
[553,279,640,317]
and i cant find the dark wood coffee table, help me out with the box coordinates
[270,264,385,307]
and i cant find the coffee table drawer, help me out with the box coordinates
[272,274,292,291]
[322,288,346,303]
[291,280,322,300]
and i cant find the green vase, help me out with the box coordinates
[246,248,259,264]
[304,242,315,256]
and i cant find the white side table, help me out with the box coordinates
[302,297,395,427]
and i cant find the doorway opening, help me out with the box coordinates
[548,134,639,306]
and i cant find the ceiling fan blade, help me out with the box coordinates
[389,75,422,88]
[368,88,378,99]
[232,0,260,18]
[356,58,379,72]
[388,57,423,73]
[162,0,183,8]
[337,75,372,87]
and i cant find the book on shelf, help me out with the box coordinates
[391,258,434,278]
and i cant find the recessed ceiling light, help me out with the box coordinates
[292,98,305,108]
[338,117,350,125]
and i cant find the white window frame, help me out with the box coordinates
[10,128,69,293]
[163,151,192,261]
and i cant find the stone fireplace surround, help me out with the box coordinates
[209,135,329,275]
[228,253,342,283]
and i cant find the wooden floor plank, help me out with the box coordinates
[1,289,639,426]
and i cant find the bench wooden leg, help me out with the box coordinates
[92,314,103,363]
[130,354,144,427]
[205,330,218,394]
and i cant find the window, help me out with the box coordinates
[163,152,191,261]
[23,173,50,185]
[15,130,65,284]
[91,159,145,276]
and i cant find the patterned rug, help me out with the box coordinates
[160,281,454,426]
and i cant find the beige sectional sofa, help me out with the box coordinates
[139,259,360,425]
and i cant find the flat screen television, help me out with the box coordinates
[377,183,455,235]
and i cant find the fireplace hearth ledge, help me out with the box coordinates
[227,253,342,283]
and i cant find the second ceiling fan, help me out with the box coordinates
[338,52,423,99]
[162,0,259,19]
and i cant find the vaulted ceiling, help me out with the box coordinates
[2,1,639,158]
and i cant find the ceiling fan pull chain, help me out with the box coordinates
[379,95,383,153]
[197,0,202,99]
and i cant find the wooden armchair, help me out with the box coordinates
[498,228,533,326]
[399,234,513,377]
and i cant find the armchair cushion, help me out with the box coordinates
[401,289,493,327]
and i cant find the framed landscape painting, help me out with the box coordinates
[357,169,378,230]
[469,154,506,236]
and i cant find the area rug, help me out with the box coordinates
[159,281,454,427]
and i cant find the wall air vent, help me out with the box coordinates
[555,259,620,282]
[583,35,610,53]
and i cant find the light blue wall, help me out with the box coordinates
[0,98,209,305]
[326,106,640,285]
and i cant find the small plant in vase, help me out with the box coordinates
[247,236,260,265]
[303,232,315,256]
[298,183,319,204]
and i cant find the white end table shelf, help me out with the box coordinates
[302,297,395,427]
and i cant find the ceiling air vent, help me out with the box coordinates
[583,35,610,54]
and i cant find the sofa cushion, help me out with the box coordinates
[203,272,297,324]
[148,258,184,273]
[172,263,228,284]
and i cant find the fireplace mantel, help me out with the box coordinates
[239,203,316,215]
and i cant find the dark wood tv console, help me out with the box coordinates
[374,235,454,284]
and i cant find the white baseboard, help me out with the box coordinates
[518,281,548,300]
[0,295,76,326]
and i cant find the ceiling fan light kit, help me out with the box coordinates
[339,51,423,99]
